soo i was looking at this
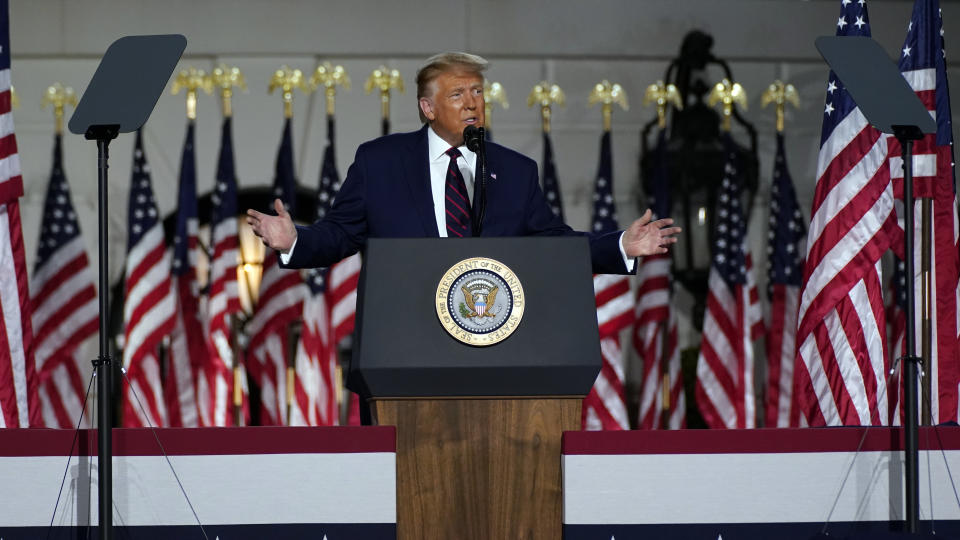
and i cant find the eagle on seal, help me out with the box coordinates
[461,285,498,318]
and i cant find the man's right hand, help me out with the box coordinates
[246,198,297,252]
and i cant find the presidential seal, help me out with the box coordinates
[435,257,525,346]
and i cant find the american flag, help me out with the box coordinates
[764,133,806,428]
[886,0,960,424]
[582,131,634,431]
[695,133,764,429]
[164,121,203,428]
[0,3,41,427]
[292,115,345,426]
[635,130,684,430]
[201,116,243,427]
[325,124,360,349]
[32,134,98,428]
[541,131,565,220]
[795,0,898,426]
[246,118,306,425]
[121,130,176,428]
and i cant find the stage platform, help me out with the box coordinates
[562,426,960,539]
[0,426,397,539]
[3,425,960,539]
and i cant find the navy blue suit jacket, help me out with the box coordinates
[285,125,633,275]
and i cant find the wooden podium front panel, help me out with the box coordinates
[374,398,581,540]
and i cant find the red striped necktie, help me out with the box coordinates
[444,147,472,237]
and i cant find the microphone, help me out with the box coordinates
[462,125,487,235]
[463,125,483,152]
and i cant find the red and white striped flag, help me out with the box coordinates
[695,135,764,429]
[247,118,306,425]
[323,122,359,427]
[635,130,684,430]
[328,256,359,350]
[201,116,243,427]
[164,121,204,428]
[886,0,960,425]
[795,0,897,427]
[291,115,348,426]
[0,4,41,427]
[32,134,98,428]
[121,131,175,428]
[326,120,359,348]
[764,133,806,428]
[582,131,634,431]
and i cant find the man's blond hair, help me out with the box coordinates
[415,52,488,123]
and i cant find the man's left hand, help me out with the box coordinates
[622,209,682,258]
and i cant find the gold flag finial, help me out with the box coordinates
[41,83,77,135]
[761,80,799,133]
[172,67,214,121]
[707,78,747,132]
[643,80,682,129]
[311,62,351,116]
[588,80,628,132]
[365,65,404,122]
[527,81,565,134]
[483,81,508,131]
[269,65,311,119]
[212,64,247,118]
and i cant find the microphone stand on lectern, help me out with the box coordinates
[816,35,937,534]
[68,34,185,540]
[464,125,487,235]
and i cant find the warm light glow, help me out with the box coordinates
[237,262,263,314]
[237,218,265,314]
[697,206,707,226]
[238,218,265,266]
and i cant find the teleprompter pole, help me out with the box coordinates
[91,125,119,540]
[68,34,187,540]
[895,125,923,534]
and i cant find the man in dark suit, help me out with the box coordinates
[247,52,680,274]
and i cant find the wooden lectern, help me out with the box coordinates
[352,238,602,540]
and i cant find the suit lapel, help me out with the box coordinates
[402,125,440,237]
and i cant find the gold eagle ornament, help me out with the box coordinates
[461,285,499,318]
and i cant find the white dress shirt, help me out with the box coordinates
[428,126,476,237]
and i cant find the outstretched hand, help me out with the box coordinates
[246,198,297,252]
[622,209,681,258]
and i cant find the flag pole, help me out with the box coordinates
[311,62,350,421]
[212,63,248,426]
[895,123,924,534]
[365,66,403,137]
[643,80,682,428]
[709,78,753,426]
[761,81,799,428]
[584,79,632,430]
[920,198,932,425]
[268,65,310,425]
